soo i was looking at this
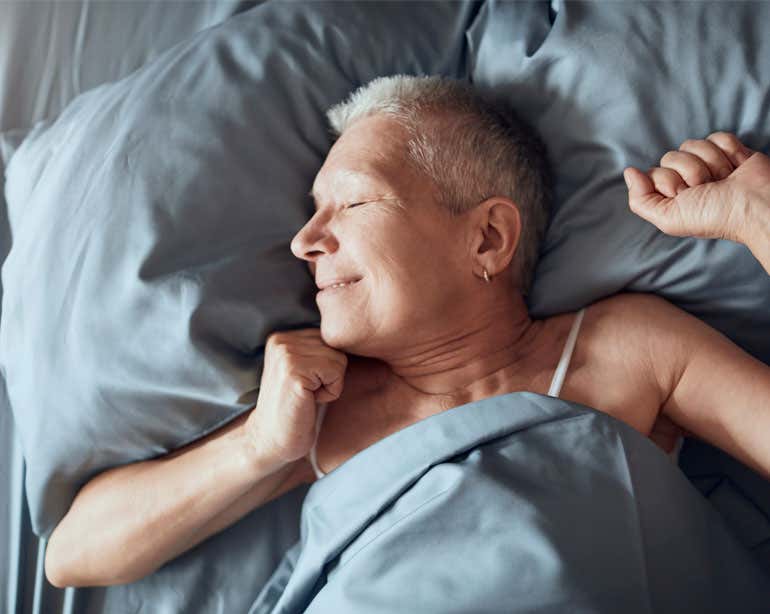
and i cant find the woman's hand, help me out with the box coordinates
[623,132,770,244]
[246,328,348,465]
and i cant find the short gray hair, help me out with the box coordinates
[325,74,553,297]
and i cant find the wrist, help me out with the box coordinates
[740,199,767,248]
[233,422,288,480]
[742,199,770,275]
[750,200,770,245]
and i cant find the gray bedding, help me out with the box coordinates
[2,1,769,612]
[249,393,770,613]
[0,2,253,612]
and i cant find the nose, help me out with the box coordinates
[290,217,338,267]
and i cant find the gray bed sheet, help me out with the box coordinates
[0,3,256,613]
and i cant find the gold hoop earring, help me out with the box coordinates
[483,268,491,283]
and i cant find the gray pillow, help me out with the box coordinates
[468,0,770,564]
[0,1,478,538]
[469,0,770,363]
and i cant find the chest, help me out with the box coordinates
[314,311,663,476]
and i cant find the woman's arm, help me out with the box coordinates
[45,410,313,588]
[46,326,347,588]
[616,293,770,481]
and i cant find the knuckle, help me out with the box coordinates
[291,379,308,397]
[268,340,290,359]
[708,130,735,143]
[660,150,678,166]
[679,138,698,150]
[708,131,740,151]
[655,165,677,182]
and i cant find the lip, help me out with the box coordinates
[316,277,362,293]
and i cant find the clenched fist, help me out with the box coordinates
[245,328,348,466]
[623,132,770,244]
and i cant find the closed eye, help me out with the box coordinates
[346,201,367,209]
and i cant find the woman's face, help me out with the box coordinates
[290,114,474,357]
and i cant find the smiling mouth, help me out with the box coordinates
[317,278,362,294]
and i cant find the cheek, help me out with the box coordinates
[357,215,449,284]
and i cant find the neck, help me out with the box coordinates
[378,290,545,408]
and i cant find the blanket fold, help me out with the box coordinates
[249,392,770,613]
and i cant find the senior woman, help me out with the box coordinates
[45,75,770,589]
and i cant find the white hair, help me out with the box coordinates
[325,74,553,297]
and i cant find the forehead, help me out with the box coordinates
[310,115,412,207]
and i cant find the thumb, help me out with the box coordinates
[623,166,674,231]
[623,167,655,199]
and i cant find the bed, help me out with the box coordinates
[2,1,769,612]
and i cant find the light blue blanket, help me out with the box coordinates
[249,392,770,613]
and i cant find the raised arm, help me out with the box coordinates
[614,293,770,481]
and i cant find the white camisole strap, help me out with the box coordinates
[310,307,589,479]
[547,307,587,398]
[309,402,329,479]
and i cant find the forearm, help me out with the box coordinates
[46,414,287,587]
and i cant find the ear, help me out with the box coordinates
[469,197,522,276]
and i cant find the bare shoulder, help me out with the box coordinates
[559,292,690,435]
[587,291,700,379]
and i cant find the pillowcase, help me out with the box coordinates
[470,0,770,363]
[468,0,770,561]
[0,0,479,538]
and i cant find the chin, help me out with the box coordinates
[319,319,356,350]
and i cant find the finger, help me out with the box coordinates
[624,167,680,232]
[706,131,756,167]
[271,329,343,354]
[306,361,346,398]
[678,138,734,180]
[315,373,345,402]
[624,166,672,204]
[287,328,323,337]
[267,329,321,346]
[648,167,688,198]
[659,150,713,186]
[623,166,658,199]
[285,348,349,372]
